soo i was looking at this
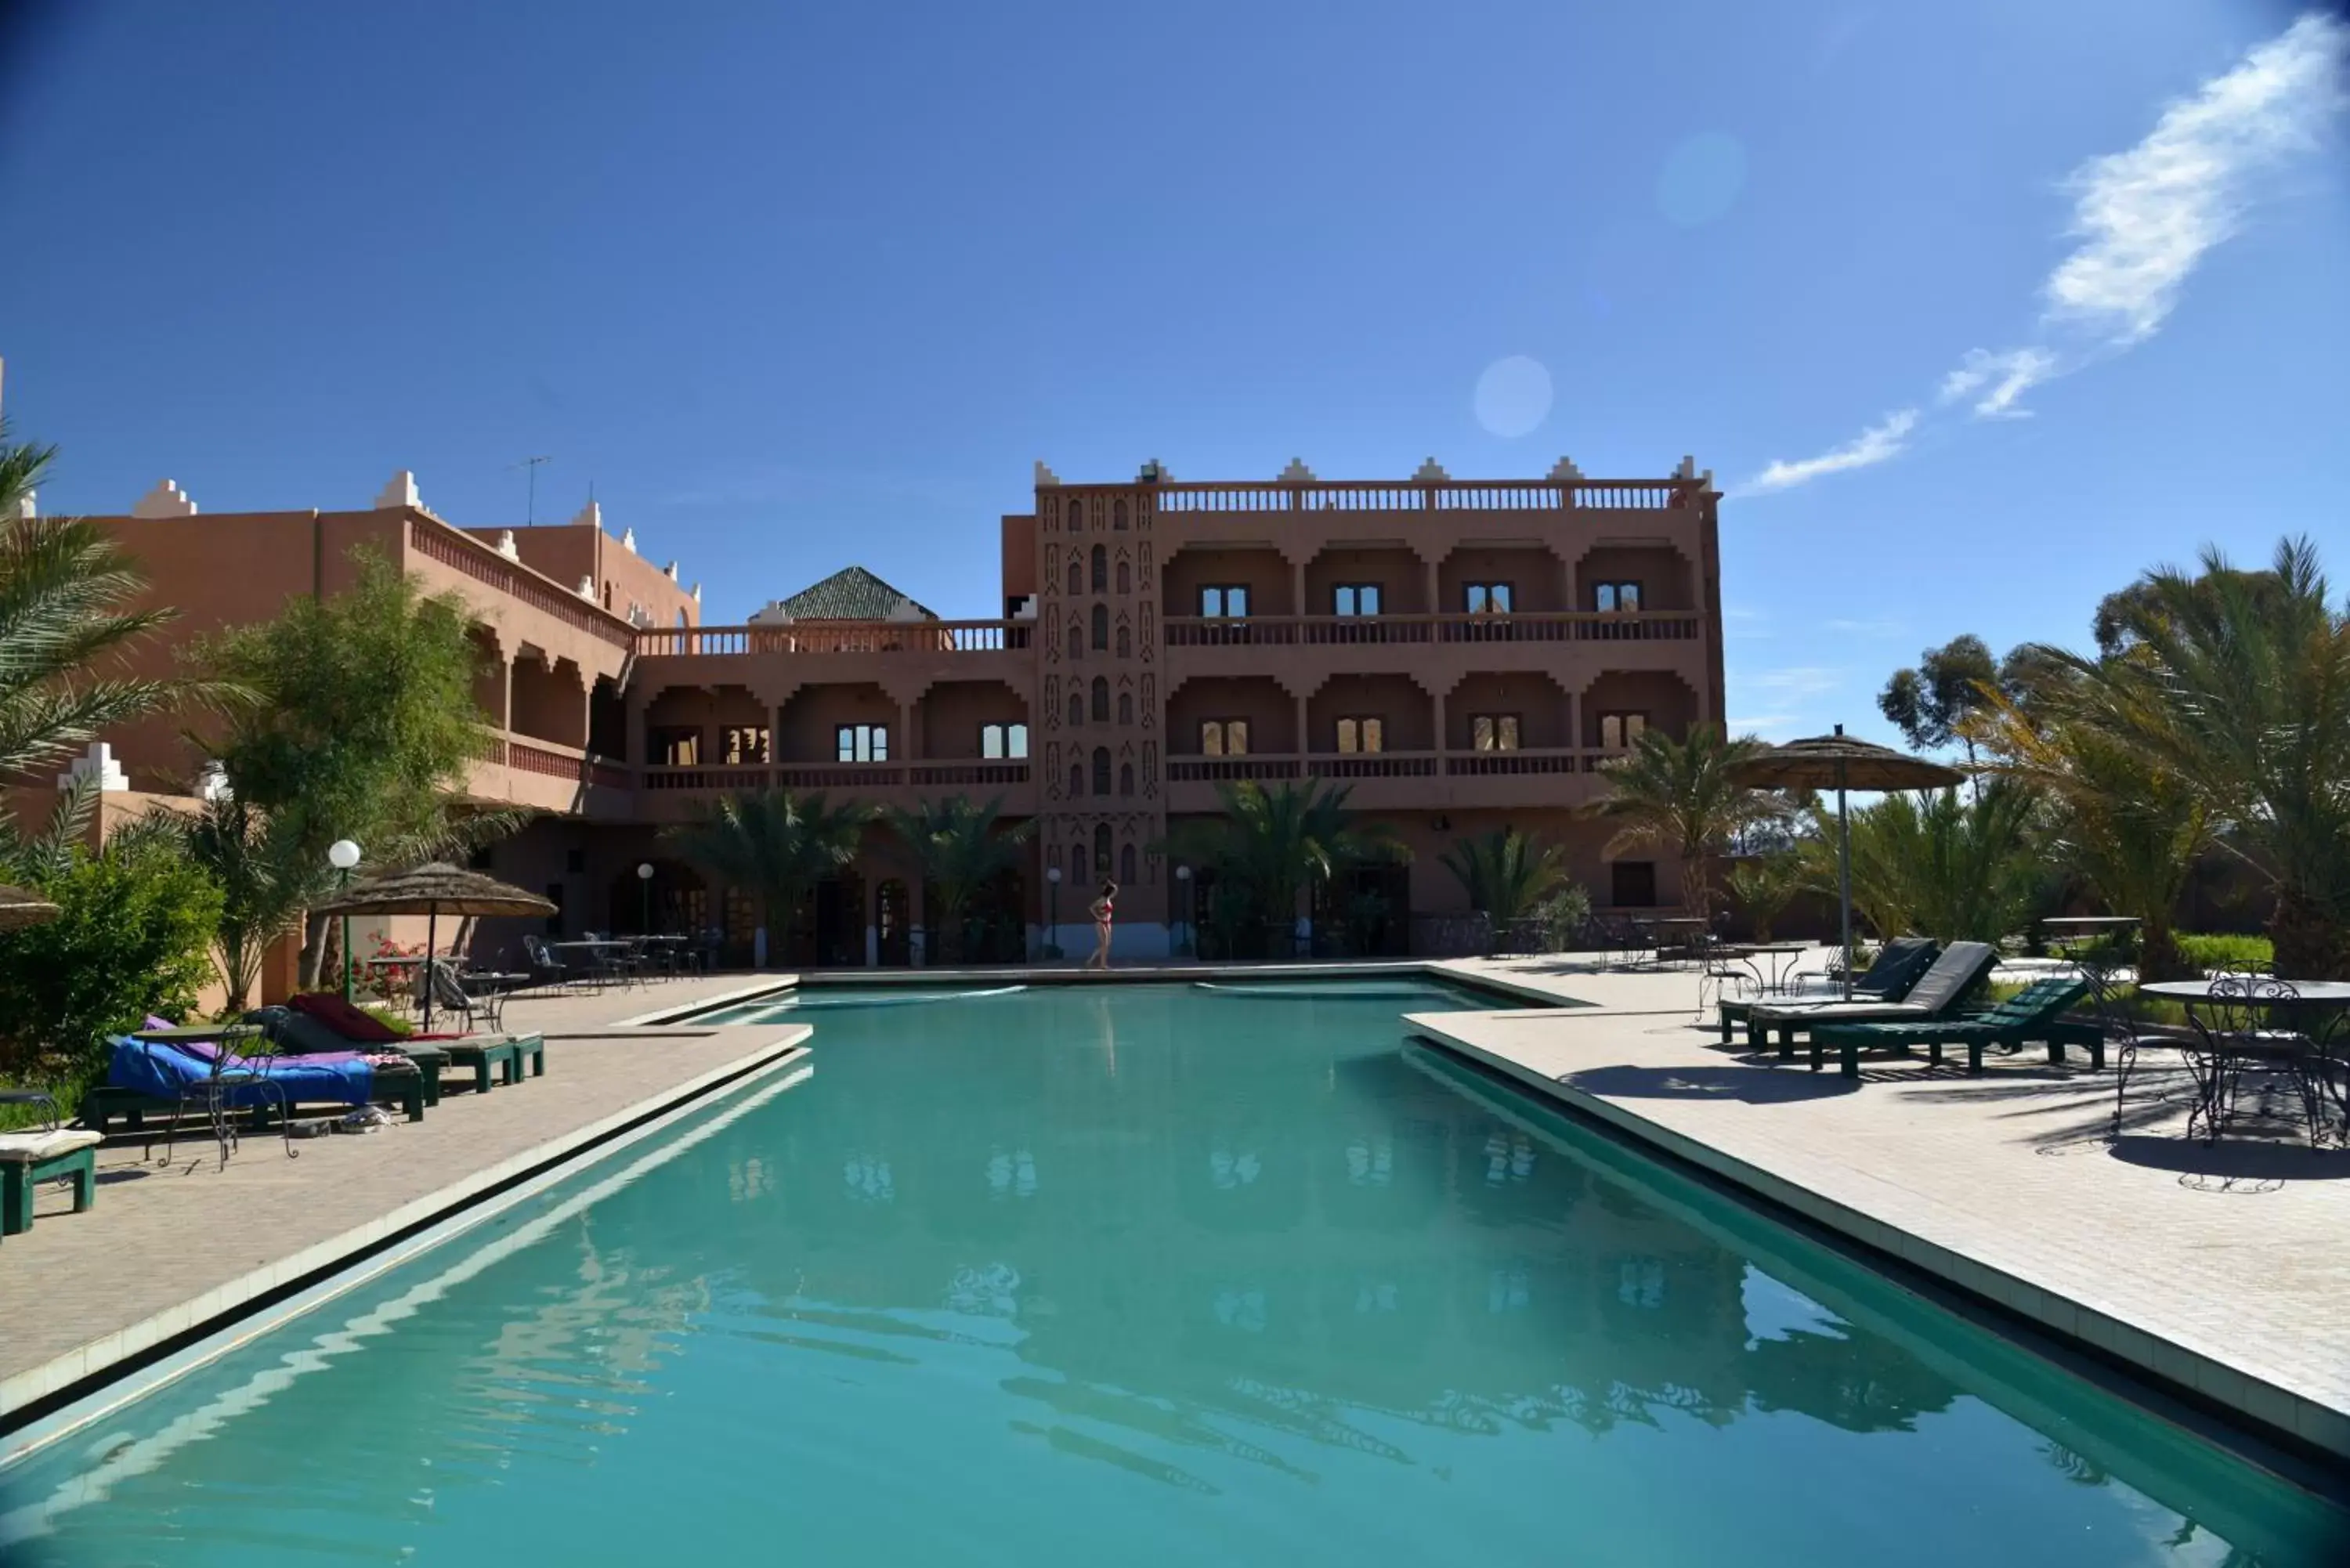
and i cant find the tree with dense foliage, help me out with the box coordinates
[1725,853,1807,944]
[1441,828,1576,946]
[202,548,515,986]
[885,794,1032,963]
[0,432,185,785]
[667,788,872,964]
[1965,687,2208,981]
[1878,634,2001,763]
[0,808,222,1098]
[1159,779,1404,959]
[2025,538,2349,979]
[1590,724,1784,917]
[1805,782,2044,945]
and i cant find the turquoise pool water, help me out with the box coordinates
[4,981,2341,1565]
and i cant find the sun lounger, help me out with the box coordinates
[1744,941,2001,1058]
[284,992,547,1097]
[1807,976,2092,1077]
[0,1128,101,1239]
[1716,936,1937,1042]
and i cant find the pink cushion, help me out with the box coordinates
[288,992,406,1044]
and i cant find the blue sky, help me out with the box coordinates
[2,0,2343,746]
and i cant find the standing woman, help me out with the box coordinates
[1086,880,1117,970]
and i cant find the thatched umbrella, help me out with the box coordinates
[313,863,555,1029]
[1730,724,1966,999]
[0,884,61,931]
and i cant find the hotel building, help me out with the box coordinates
[58,456,1725,966]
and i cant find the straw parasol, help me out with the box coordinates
[0,883,61,932]
[313,863,555,1029]
[1730,724,1966,999]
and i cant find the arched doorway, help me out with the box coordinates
[815,872,868,967]
[609,860,707,937]
[877,880,912,966]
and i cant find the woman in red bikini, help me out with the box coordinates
[1086,880,1117,970]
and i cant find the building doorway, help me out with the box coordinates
[815,873,867,967]
[1610,861,1658,909]
[877,880,912,966]
[1314,863,1411,957]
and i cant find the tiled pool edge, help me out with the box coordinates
[625,959,1586,1027]
[1405,1010,2350,1468]
[0,1028,813,1436]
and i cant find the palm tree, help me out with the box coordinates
[185,793,322,1011]
[885,794,1032,963]
[1965,687,2207,981]
[0,432,180,783]
[1589,724,1785,916]
[667,788,872,965]
[1804,782,2044,945]
[1159,779,1404,958]
[1440,828,1574,948]
[2022,538,2349,979]
[1725,852,1806,944]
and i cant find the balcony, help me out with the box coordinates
[1141,478,1701,514]
[1162,611,1702,647]
[634,620,1030,657]
[634,759,1036,819]
[465,732,634,817]
[1162,748,1621,812]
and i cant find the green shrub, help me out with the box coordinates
[0,843,223,1095]
[2175,933,2272,974]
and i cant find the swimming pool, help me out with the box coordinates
[4,981,2341,1565]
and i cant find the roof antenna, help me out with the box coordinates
[511,454,551,525]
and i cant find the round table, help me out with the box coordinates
[2041,916,2140,1004]
[1740,941,1812,995]
[2137,979,2350,1146]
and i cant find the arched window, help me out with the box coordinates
[1113,500,1128,531]
[1117,692,1133,726]
[1071,844,1089,883]
[1092,746,1112,797]
[1115,559,1130,594]
[1119,762,1134,797]
[1091,544,1108,593]
[1091,603,1108,651]
[1068,620,1083,659]
[1090,677,1109,723]
[1068,690,1085,728]
[1094,823,1113,876]
[1067,497,1083,532]
[1067,556,1083,597]
[1068,762,1084,797]
[1115,625,1131,659]
[1120,843,1137,883]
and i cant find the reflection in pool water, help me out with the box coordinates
[2,983,2341,1566]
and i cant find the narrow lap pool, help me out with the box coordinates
[5,981,2341,1565]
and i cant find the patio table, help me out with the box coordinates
[2042,916,2140,1007]
[2137,979,2350,1147]
[1739,941,1812,995]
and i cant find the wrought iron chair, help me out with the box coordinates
[2182,974,2326,1147]
[161,1026,295,1171]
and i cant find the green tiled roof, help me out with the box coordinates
[775,566,935,621]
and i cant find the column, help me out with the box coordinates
[1423,555,1442,616]
[1290,557,1307,619]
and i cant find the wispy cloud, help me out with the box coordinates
[2045,15,2345,345]
[1744,409,1918,494]
[1937,346,2059,419]
[1744,13,2347,488]
[1824,616,1903,637]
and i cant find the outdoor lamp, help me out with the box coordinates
[329,840,362,1001]
[637,862,655,933]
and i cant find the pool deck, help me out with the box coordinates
[9,954,2347,1472]
[1415,955,2350,1464]
[0,973,809,1426]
